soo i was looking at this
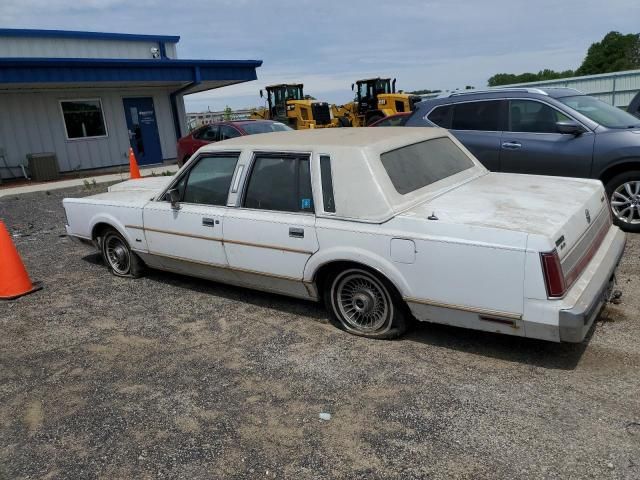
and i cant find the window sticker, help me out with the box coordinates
[301,198,312,209]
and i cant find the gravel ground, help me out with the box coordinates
[1,185,639,480]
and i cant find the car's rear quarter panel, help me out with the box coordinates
[311,218,528,318]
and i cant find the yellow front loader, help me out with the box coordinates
[250,84,339,129]
[331,78,422,127]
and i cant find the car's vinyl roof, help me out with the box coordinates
[205,126,445,149]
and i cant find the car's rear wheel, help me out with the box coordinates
[324,267,407,339]
[605,170,640,233]
[100,228,144,278]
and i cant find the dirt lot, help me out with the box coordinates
[1,185,639,480]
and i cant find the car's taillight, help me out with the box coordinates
[540,250,566,298]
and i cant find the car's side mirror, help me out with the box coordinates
[556,120,584,136]
[168,188,181,209]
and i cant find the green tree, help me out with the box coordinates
[223,105,233,121]
[576,31,640,75]
[487,31,639,86]
[488,69,574,86]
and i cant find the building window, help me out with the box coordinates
[60,99,107,139]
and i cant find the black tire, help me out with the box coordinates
[323,267,408,339]
[100,228,144,278]
[338,116,352,127]
[604,170,640,233]
[366,115,384,126]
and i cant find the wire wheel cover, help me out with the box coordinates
[335,272,391,332]
[104,234,130,275]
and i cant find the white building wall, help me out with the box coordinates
[0,37,178,60]
[0,88,178,178]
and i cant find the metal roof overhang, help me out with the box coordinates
[0,57,262,94]
[0,57,262,141]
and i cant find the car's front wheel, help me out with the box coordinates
[100,228,144,278]
[605,170,640,233]
[324,267,407,339]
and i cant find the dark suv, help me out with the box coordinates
[406,87,640,232]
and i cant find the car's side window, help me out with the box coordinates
[508,100,571,133]
[451,100,501,131]
[220,125,241,140]
[194,125,220,142]
[192,127,207,140]
[243,154,314,213]
[173,154,239,206]
[319,155,336,213]
[427,104,453,128]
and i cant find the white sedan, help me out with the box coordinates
[63,128,625,342]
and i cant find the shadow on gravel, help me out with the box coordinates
[81,252,592,369]
[81,253,327,321]
[405,319,593,371]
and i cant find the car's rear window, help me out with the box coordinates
[241,122,292,135]
[380,137,474,195]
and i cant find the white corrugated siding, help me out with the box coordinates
[0,88,178,179]
[504,70,640,108]
[0,37,178,60]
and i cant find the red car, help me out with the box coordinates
[368,112,412,127]
[176,119,292,166]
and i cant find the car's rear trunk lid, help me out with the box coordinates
[401,172,610,265]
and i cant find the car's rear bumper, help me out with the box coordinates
[558,227,626,342]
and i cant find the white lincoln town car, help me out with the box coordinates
[63,128,625,342]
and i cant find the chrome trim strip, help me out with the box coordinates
[129,225,223,242]
[126,224,313,254]
[404,296,522,320]
[224,238,313,255]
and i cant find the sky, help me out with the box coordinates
[1,0,639,112]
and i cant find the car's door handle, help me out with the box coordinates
[202,217,217,227]
[501,141,522,150]
[289,227,304,238]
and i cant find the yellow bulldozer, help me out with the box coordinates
[250,83,339,129]
[331,78,423,127]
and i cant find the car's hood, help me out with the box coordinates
[108,176,173,194]
[400,172,607,255]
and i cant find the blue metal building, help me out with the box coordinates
[0,29,262,179]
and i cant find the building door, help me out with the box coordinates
[123,97,163,165]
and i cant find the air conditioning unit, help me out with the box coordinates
[27,152,60,182]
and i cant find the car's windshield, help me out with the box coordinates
[241,122,292,135]
[559,95,640,128]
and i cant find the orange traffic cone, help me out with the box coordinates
[128,147,141,179]
[0,221,42,300]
